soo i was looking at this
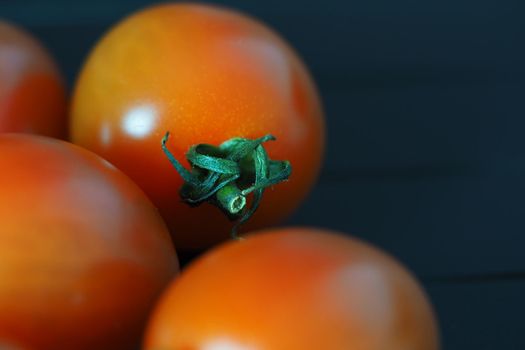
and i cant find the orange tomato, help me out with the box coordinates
[0,21,67,137]
[144,228,440,350]
[0,134,179,350]
[70,3,325,250]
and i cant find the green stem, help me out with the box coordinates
[216,184,247,215]
[161,131,292,239]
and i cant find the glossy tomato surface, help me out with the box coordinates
[0,134,179,350]
[145,228,440,350]
[0,21,67,137]
[70,3,325,250]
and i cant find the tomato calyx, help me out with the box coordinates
[161,132,291,238]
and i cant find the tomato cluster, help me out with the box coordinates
[0,3,440,350]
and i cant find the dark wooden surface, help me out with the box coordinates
[2,0,524,348]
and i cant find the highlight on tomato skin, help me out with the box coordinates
[70,3,325,251]
[0,21,67,138]
[144,227,441,350]
[0,134,179,350]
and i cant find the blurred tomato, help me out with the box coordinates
[0,21,67,137]
[0,134,179,350]
[145,228,440,350]
[70,3,325,250]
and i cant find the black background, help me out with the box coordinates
[2,0,525,348]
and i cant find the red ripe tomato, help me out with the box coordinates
[144,228,440,350]
[0,21,67,137]
[0,134,179,350]
[70,3,325,250]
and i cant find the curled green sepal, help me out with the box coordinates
[161,132,292,239]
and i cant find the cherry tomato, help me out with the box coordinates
[70,3,325,250]
[145,228,440,350]
[0,134,179,350]
[0,21,67,137]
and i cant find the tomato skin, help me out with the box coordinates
[0,21,67,137]
[144,228,440,350]
[0,134,179,350]
[70,3,325,250]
